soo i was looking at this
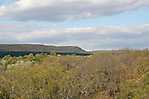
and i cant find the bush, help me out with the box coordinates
[0,50,149,99]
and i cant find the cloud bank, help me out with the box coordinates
[0,0,149,21]
[0,24,149,50]
[0,0,149,50]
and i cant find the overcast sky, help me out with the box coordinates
[0,0,149,50]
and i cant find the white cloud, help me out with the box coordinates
[0,24,149,50]
[0,0,149,21]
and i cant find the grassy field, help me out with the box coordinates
[0,50,149,99]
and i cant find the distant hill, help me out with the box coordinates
[0,44,91,56]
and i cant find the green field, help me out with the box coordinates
[0,50,149,99]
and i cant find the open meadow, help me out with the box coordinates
[0,50,149,99]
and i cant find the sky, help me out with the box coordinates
[0,0,149,50]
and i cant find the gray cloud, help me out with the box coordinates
[0,0,149,21]
[0,24,149,50]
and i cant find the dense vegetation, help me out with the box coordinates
[0,50,149,99]
[0,44,90,56]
